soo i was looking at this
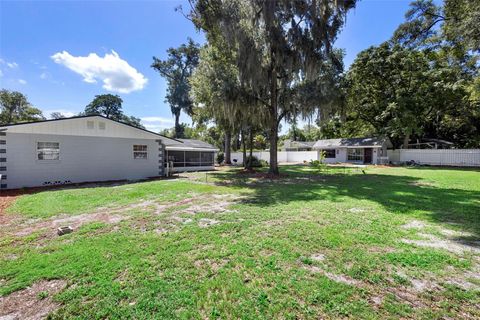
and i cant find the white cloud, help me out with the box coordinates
[51,50,148,93]
[40,72,48,79]
[141,116,174,132]
[18,79,27,85]
[7,62,18,69]
[141,116,174,124]
[0,70,3,77]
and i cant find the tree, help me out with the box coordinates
[393,0,480,52]
[152,39,200,138]
[0,89,44,124]
[120,115,145,129]
[84,94,145,129]
[189,0,356,174]
[50,112,66,119]
[190,42,262,165]
[85,94,124,120]
[346,41,478,148]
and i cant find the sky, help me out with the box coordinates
[0,0,413,133]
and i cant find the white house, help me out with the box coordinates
[0,115,217,190]
[313,137,392,164]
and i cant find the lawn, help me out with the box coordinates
[1,165,479,319]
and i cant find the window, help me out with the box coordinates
[201,152,214,165]
[166,151,215,167]
[322,149,336,158]
[347,148,363,161]
[87,121,94,129]
[133,145,148,159]
[185,151,202,167]
[99,122,106,130]
[37,142,60,160]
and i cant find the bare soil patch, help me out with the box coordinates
[14,212,127,239]
[408,181,436,187]
[194,258,229,273]
[0,279,67,320]
[7,193,241,241]
[402,233,480,255]
[402,220,428,230]
[303,265,361,286]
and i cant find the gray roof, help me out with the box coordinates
[285,141,316,149]
[313,137,388,149]
[166,138,217,150]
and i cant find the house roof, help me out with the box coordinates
[313,137,388,149]
[0,114,180,141]
[286,141,316,148]
[283,140,316,150]
[165,139,218,151]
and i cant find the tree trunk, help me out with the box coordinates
[241,130,247,168]
[268,120,279,174]
[248,129,254,169]
[224,132,232,165]
[268,53,279,175]
[403,133,410,149]
[174,113,181,138]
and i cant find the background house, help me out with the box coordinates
[313,137,392,164]
[282,140,316,151]
[0,115,216,190]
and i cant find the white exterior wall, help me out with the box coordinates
[334,148,347,163]
[4,133,163,189]
[387,149,480,166]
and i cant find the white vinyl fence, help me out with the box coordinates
[387,149,480,167]
[231,151,319,164]
[230,149,480,167]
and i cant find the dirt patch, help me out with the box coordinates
[445,266,480,291]
[348,207,366,213]
[0,193,19,214]
[402,220,428,230]
[303,265,361,286]
[194,258,229,273]
[8,193,241,240]
[198,218,221,228]
[402,233,480,255]
[408,181,436,187]
[310,253,326,262]
[14,212,127,238]
[0,279,67,320]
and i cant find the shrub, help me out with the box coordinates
[216,152,225,164]
[310,153,327,172]
[245,155,266,167]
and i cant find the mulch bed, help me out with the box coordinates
[0,189,24,214]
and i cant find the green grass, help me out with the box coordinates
[1,165,479,319]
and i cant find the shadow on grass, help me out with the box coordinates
[209,169,480,240]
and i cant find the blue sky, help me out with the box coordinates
[0,0,413,132]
